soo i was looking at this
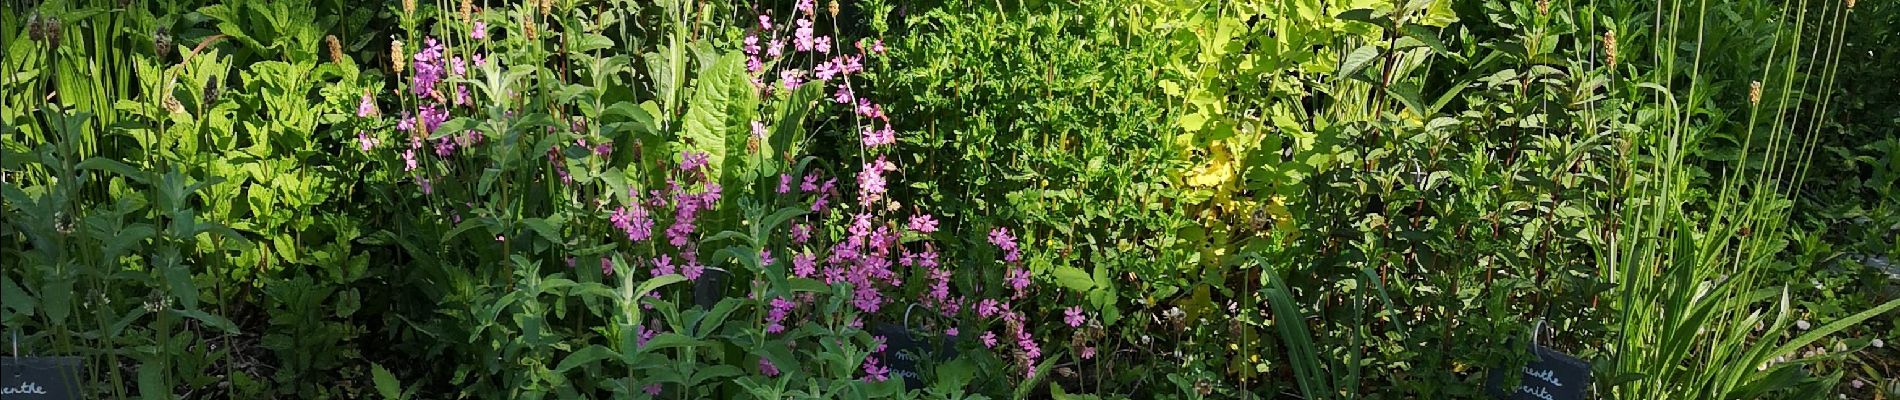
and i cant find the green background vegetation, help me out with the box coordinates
[2,0,1895,398]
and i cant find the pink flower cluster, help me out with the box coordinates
[363,35,499,194]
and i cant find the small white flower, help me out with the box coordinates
[1795,320,1811,330]
[1851,379,1865,389]
[1873,338,1885,348]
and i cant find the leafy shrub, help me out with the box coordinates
[2,0,1897,399]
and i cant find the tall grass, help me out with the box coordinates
[1600,0,1899,397]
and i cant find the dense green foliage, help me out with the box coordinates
[2,0,1895,399]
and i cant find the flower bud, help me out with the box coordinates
[523,12,538,40]
[1603,30,1618,68]
[327,35,345,64]
[1749,81,1762,106]
[155,28,173,59]
[391,39,406,74]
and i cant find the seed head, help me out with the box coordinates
[539,0,553,16]
[45,18,62,48]
[523,12,538,40]
[326,35,345,63]
[29,15,64,48]
[1537,0,1550,15]
[1603,30,1618,68]
[460,0,473,24]
[155,28,173,59]
[391,39,406,74]
[1846,0,1855,9]
[1749,81,1762,106]
[829,0,840,17]
[163,93,185,114]
[402,0,415,15]
[26,13,43,41]
[202,81,221,106]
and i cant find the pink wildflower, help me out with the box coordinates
[759,358,781,377]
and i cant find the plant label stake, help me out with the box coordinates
[1486,320,1591,400]
[4,330,83,399]
[872,305,958,390]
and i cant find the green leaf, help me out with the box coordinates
[371,363,403,399]
[77,157,150,184]
[767,85,822,165]
[1011,356,1063,400]
[1400,25,1453,57]
[42,278,73,326]
[554,345,620,373]
[429,117,480,140]
[693,298,742,338]
[753,207,807,240]
[160,254,200,311]
[1334,8,1381,24]
[139,361,167,400]
[934,357,977,393]
[1387,82,1429,117]
[520,217,565,246]
[573,33,616,53]
[634,275,688,299]
[603,102,657,134]
[679,51,754,185]
[171,309,239,333]
[1,276,34,317]
[1052,266,1094,292]
[1759,298,1900,373]
[1337,45,1382,81]
[639,333,712,352]
[789,278,830,294]
[444,217,495,244]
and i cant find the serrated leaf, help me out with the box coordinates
[1338,45,1382,81]
[521,217,565,245]
[1387,82,1429,117]
[164,262,199,311]
[371,363,402,399]
[1401,25,1453,57]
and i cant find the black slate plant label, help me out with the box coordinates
[692,268,728,309]
[1486,344,1591,400]
[2,357,82,399]
[871,323,956,390]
